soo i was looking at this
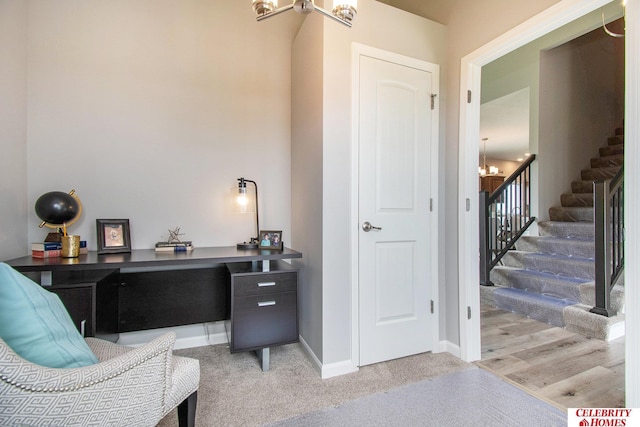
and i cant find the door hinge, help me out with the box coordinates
[429,198,433,212]
[430,300,435,314]
[467,306,472,320]
[466,198,471,212]
[467,90,472,103]
[430,94,437,110]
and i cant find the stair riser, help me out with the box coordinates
[600,145,624,157]
[571,181,594,194]
[549,207,593,222]
[608,135,624,145]
[516,236,595,258]
[561,193,593,207]
[516,236,594,258]
[581,167,621,181]
[492,288,570,327]
[591,155,624,168]
[491,268,582,303]
[522,256,594,280]
[537,221,594,239]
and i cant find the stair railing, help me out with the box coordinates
[591,166,624,317]
[480,154,536,286]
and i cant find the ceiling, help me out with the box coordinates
[375,0,462,24]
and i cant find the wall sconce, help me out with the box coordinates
[252,0,357,27]
[237,177,260,249]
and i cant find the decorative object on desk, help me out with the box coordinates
[96,219,132,255]
[165,226,186,243]
[61,235,80,258]
[155,241,194,252]
[236,177,260,249]
[259,229,283,250]
[34,189,82,242]
[252,0,357,28]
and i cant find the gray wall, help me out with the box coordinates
[21,1,296,251]
[442,0,561,346]
[538,19,625,219]
[481,7,625,227]
[0,1,28,261]
[291,0,447,368]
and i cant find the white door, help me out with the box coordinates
[358,53,437,366]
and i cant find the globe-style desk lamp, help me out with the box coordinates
[35,189,82,242]
[236,177,260,250]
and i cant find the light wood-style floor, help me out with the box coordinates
[476,303,625,409]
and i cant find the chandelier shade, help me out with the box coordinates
[252,0,357,27]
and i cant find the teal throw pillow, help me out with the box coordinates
[0,262,98,368]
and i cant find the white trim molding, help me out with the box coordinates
[458,0,624,363]
[351,42,441,368]
[624,0,639,408]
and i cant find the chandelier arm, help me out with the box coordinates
[314,6,352,27]
[256,3,295,22]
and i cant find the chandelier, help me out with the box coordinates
[252,0,357,27]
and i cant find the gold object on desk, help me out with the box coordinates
[61,235,80,258]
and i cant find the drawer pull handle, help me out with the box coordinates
[258,301,276,307]
[258,282,276,287]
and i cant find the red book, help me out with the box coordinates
[32,249,62,258]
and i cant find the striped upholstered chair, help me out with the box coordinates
[0,262,199,427]
[0,332,199,427]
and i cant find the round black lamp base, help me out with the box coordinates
[237,241,259,250]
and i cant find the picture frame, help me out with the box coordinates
[258,230,283,250]
[96,219,132,254]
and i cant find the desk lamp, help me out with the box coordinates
[236,177,260,249]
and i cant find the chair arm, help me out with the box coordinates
[0,333,176,427]
[0,332,175,394]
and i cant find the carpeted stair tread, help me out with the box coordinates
[491,266,584,302]
[516,235,594,258]
[600,145,624,157]
[560,192,593,207]
[549,206,593,222]
[581,166,621,181]
[492,287,574,327]
[590,154,624,168]
[482,124,624,339]
[538,220,594,238]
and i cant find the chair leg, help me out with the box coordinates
[177,391,197,427]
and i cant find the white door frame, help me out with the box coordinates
[457,0,639,406]
[351,43,440,368]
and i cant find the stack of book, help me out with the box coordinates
[32,242,62,258]
[155,241,194,252]
[31,241,88,258]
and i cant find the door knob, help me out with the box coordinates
[362,221,382,232]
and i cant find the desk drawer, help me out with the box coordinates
[233,271,297,297]
[231,291,297,351]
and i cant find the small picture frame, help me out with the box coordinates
[96,219,132,254]
[258,230,283,250]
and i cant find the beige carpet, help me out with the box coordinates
[157,343,472,426]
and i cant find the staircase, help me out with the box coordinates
[481,126,625,341]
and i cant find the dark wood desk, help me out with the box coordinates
[6,247,302,371]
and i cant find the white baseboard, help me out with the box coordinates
[116,321,228,350]
[435,340,461,358]
[298,335,359,379]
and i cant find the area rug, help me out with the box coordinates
[266,367,566,426]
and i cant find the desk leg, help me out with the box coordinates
[41,271,53,286]
[256,348,270,371]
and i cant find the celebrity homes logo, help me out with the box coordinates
[568,408,639,426]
